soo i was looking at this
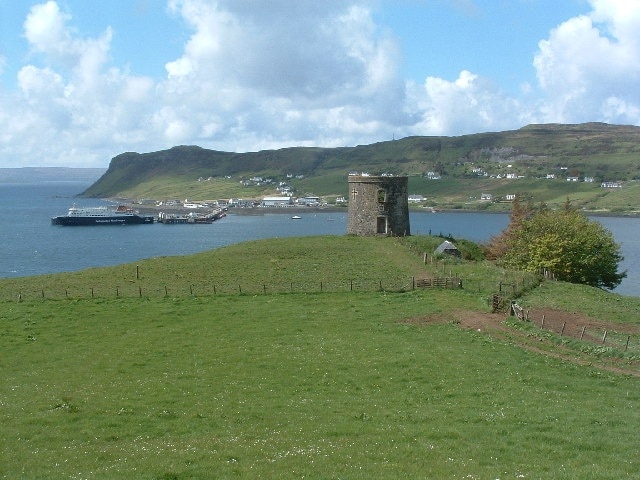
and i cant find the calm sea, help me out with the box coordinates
[1,181,638,297]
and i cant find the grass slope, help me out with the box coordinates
[0,236,435,301]
[81,123,640,213]
[2,236,640,478]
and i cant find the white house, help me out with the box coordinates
[183,199,206,209]
[262,196,293,207]
[298,196,321,206]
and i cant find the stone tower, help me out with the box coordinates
[347,174,410,236]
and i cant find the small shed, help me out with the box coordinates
[435,240,461,258]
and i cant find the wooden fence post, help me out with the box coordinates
[560,322,566,336]
[492,294,500,313]
[580,326,586,340]
[602,330,608,345]
[625,336,630,351]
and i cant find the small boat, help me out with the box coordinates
[291,215,302,220]
[51,204,154,226]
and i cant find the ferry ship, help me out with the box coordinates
[51,204,155,226]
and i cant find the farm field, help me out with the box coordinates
[2,236,640,479]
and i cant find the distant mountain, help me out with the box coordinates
[81,123,640,207]
[0,167,106,183]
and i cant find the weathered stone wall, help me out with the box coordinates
[347,175,410,236]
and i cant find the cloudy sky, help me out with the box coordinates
[1,0,640,168]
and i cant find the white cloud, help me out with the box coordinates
[533,0,640,124]
[24,0,113,80]
[158,0,411,149]
[2,0,640,168]
[406,70,525,136]
[17,65,65,100]
[0,1,158,167]
[23,1,71,55]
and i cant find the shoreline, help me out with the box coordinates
[113,198,640,219]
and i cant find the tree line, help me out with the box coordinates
[486,195,626,290]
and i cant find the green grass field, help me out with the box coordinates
[2,236,640,478]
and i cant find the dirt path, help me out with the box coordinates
[404,308,640,377]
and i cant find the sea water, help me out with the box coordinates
[0,180,638,296]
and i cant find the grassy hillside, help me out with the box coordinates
[2,235,640,478]
[81,123,640,213]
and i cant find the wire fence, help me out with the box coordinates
[2,248,540,305]
[510,303,640,355]
[3,275,467,303]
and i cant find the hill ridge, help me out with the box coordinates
[81,123,640,213]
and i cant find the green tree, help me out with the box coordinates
[485,194,533,259]
[498,202,626,289]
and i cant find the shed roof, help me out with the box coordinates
[435,240,460,255]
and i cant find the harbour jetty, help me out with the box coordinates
[158,208,227,224]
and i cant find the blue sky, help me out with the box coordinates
[378,0,586,92]
[1,0,639,168]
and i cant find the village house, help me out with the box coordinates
[297,196,321,206]
[183,199,207,209]
[261,196,293,207]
